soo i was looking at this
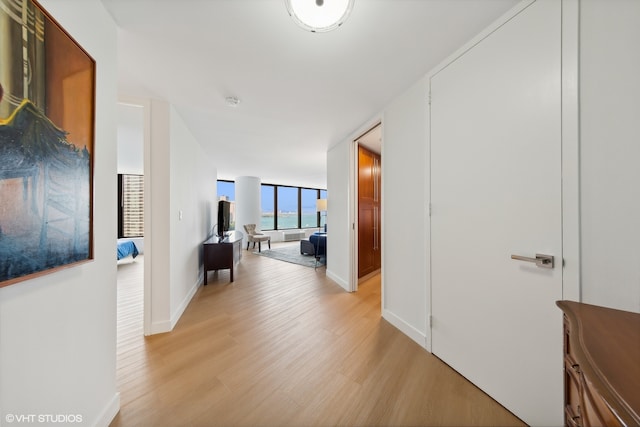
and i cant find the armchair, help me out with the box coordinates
[243,224,271,252]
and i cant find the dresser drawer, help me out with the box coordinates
[563,317,583,427]
[565,405,582,427]
[564,354,582,426]
[557,301,640,427]
[581,373,625,427]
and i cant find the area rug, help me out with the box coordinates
[254,244,325,268]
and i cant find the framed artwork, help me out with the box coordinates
[0,0,95,287]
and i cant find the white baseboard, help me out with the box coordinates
[383,309,429,350]
[170,278,200,330]
[326,268,349,291]
[358,269,380,284]
[150,320,172,335]
[92,392,120,427]
[149,278,200,335]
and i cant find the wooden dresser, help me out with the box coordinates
[203,231,243,284]
[556,301,640,427]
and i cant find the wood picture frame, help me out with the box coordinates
[0,0,95,287]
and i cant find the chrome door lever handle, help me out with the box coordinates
[511,253,554,269]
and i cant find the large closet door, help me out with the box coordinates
[358,145,381,278]
[430,1,563,425]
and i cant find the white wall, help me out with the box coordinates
[148,99,172,333]
[0,0,120,425]
[169,105,216,327]
[326,139,352,290]
[117,103,144,175]
[579,0,640,313]
[147,100,216,334]
[381,76,430,347]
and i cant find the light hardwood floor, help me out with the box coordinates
[112,244,525,427]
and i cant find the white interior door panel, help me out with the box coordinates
[430,1,563,425]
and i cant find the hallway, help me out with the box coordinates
[112,247,523,426]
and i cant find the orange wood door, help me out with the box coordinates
[358,146,381,278]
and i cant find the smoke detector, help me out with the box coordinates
[225,96,240,107]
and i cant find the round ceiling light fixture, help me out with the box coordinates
[285,0,355,33]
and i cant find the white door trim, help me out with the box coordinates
[348,118,384,294]
[349,139,358,292]
[119,96,153,336]
[560,0,581,302]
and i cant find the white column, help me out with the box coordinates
[235,176,261,234]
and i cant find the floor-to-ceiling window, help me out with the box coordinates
[319,189,327,229]
[276,186,299,229]
[216,180,236,230]
[118,174,144,238]
[218,180,326,231]
[261,184,275,230]
[301,188,318,228]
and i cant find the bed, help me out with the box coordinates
[117,240,139,260]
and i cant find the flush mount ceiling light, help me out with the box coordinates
[285,0,355,33]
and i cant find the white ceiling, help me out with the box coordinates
[101,0,518,189]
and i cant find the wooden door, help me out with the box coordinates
[358,145,381,278]
[430,1,563,425]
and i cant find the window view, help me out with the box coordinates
[277,186,299,229]
[219,180,326,231]
[217,180,235,202]
[118,174,144,238]
[261,185,275,230]
[216,180,236,230]
[301,188,319,228]
[320,189,327,228]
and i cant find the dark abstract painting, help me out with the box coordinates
[0,0,95,287]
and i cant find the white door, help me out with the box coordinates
[430,1,563,426]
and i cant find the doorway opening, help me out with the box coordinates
[116,100,151,342]
[353,123,382,291]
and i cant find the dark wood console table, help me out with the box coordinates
[556,300,640,427]
[203,231,243,284]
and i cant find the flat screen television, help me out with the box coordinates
[217,200,231,237]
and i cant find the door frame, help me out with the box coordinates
[426,0,580,351]
[349,122,383,293]
[118,96,153,336]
